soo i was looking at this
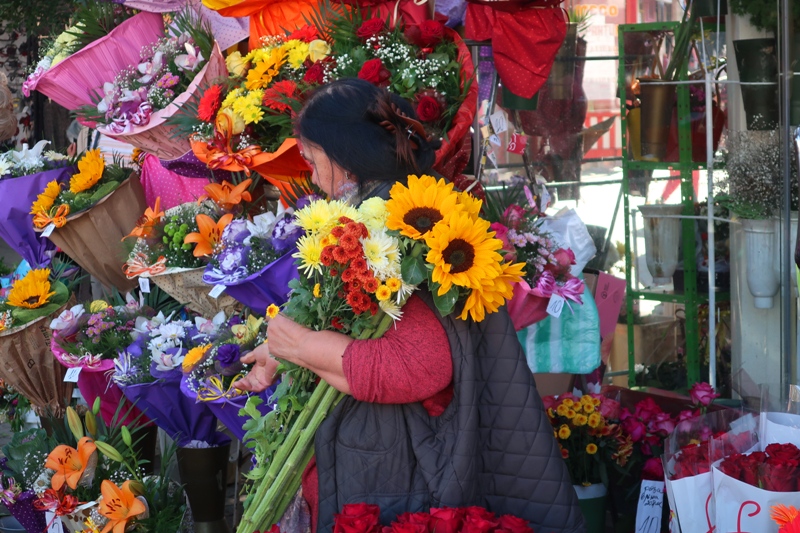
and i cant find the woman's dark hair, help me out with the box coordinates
[295,78,441,186]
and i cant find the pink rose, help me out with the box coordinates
[502,205,526,230]
[490,222,516,261]
[542,395,558,411]
[594,396,620,420]
[649,412,676,437]
[633,397,662,424]
[642,457,665,481]
[547,248,576,277]
[621,416,646,443]
[689,382,719,407]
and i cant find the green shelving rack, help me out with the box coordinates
[617,21,729,388]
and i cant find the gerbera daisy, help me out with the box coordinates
[198,84,223,122]
[425,212,504,296]
[182,344,211,372]
[293,234,324,275]
[772,505,800,533]
[288,25,318,43]
[6,269,55,309]
[262,80,298,113]
[30,180,61,215]
[386,175,461,240]
[69,148,105,193]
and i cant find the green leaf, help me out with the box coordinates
[431,283,459,316]
[401,255,427,286]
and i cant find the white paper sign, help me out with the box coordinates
[488,134,502,147]
[547,294,565,318]
[45,511,62,533]
[64,367,82,383]
[42,223,56,238]
[209,284,226,299]
[486,149,498,168]
[635,480,665,533]
[138,277,151,293]
[489,110,507,134]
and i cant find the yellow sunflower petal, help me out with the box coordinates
[386,174,462,240]
[6,268,56,309]
[70,149,105,193]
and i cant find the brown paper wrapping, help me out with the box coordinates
[46,174,147,292]
[150,267,240,317]
[0,303,74,417]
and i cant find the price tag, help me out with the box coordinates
[507,133,528,154]
[64,367,82,383]
[489,134,502,147]
[547,294,565,318]
[635,480,665,533]
[486,149,498,168]
[209,284,226,299]
[138,277,151,293]
[45,511,62,533]
[489,110,507,134]
[41,224,56,238]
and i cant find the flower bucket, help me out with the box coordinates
[42,174,147,292]
[741,218,779,309]
[506,280,550,331]
[0,305,74,417]
[149,267,240,317]
[5,491,46,533]
[639,204,683,285]
[99,43,228,161]
[177,435,232,533]
[733,39,779,131]
[0,166,75,268]
[28,12,165,110]
[574,484,607,533]
[638,79,676,162]
[205,251,299,312]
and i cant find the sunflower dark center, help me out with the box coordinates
[24,296,40,305]
[403,207,443,234]
[443,239,475,274]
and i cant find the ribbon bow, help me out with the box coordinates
[33,204,70,230]
[123,253,167,279]
[534,272,584,313]
[197,374,246,402]
[33,488,79,517]
[207,145,262,176]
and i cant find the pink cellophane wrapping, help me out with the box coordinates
[50,337,150,427]
[99,43,227,161]
[506,280,550,331]
[31,12,165,110]
[140,153,209,210]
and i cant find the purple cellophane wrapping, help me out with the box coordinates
[0,166,74,267]
[211,250,298,312]
[7,491,46,533]
[158,150,232,182]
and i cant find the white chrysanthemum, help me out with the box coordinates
[379,299,404,321]
[396,282,416,304]
[361,231,399,279]
[358,197,387,233]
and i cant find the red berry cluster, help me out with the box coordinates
[320,217,379,316]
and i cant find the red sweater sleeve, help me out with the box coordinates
[342,294,452,404]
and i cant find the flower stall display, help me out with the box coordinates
[75,10,225,160]
[0,268,74,417]
[23,4,164,111]
[180,313,275,442]
[237,176,523,532]
[0,142,75,267]
[30,149,145,291]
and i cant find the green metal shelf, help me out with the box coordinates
[629,290,731,304]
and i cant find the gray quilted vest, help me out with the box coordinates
[315,290,586,533]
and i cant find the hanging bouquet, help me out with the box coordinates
[237,176,523,532]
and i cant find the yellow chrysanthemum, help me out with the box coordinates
[563,398,574,407]
[582,402,595,414]
[31,180,61,215]
[556,404,569,417]
[375,285,392,301]
[358,197,388,233]
[457,261,525,322]
[284,40,309,68]
[588,413,603,429]
[386,174,461,240]
[295,199,359,236]
[586,443,598,455]
[182,344,211,372]
[293,234,324,275]
[245,47,287,90]
[558,424,571,440]
[6,269,55,309]
[222,87,244,109]
[89,300,110,312]
[566,409,577,419]
[266,304,280,318]
[426,212,504,296]
[456,191,482,220]
[70,148,105,193]
[385,277,402,292]
[313,283,321,298]
[574,414,588,426]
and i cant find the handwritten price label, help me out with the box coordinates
[64,367,82,383]
[138,277,151,293]
[546,294,565,318]
[209,284,226,299]
[45,512,62,533]
[489,111,508,134]
[635,480,664,533]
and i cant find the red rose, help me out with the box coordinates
[429,507,463,533]
[288,24,318,42]
[765,442,800,462]
[334,503,381,533]
[356,18,386,41]
[761,456,800,492]
[642,457,665,481]
[719,453,744,480]
[672,443,710,480]
[740,452,766,487]
[497,515,534,533]
[461,516,497,533]
[405,20,446,48]
[358,58,391,87]
[463,507,496,523]
[395,513,431,529]
[389,522,428,533]
[304,61,326,85]
[416,95,442,123]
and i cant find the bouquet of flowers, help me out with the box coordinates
[238,176,523,532]
[332,503,534,533]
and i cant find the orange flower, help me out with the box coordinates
[45,436,97,491]
[184,213,234,257]
[202,179,252,211]
[98,480,147,533]
[123,197,164,240]
[772,505,800,532]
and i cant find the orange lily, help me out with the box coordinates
[201,179,253,211]
[124,197,164,240]
[98,480,147,533]
[45,436,97,491]
[184,213,234,257]
[772,505,800,533]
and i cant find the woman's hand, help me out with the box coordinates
[234,342,279,393]
[260,314,310,363]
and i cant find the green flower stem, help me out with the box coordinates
[266,445,317,528]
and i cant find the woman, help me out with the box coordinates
[236,78,585,533]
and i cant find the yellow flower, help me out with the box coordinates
[182,344,211,372]
[586,443,599,455]
[562,399,574,407]
[70,148,105,193]
[308,39,331,61]
[546,407,555,419]
[6,269,55,309]
[293,234,324,275]
[558,424,571,440]
[226,51,248,76]
[385,277,402,292]
[240,104,264,124]
[386,174,460,240]
[222,87,243,108]
[216,107,246,136]
[358,197,387,233]
[456,191,482,220]
[313,283,321,298]
[31,180,61,215]
[588,413,602,429]
[89,300,110,312]
[267,304,280,318]
[245,46,287,90]
[295,199,359,236]
[232,315,264,345]
[375,285,392,301]
[284,40,310,68]
[556,404,570,417]
[457,261,524,322]
[320,234,338,247]
[574,414,588,426]
[426,212,504,296]
[566,409,577,419]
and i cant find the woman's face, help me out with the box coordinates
[300,140,353,199]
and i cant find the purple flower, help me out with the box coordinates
[222,219,250,244]
[218,244,250,275]
[272,215,303,254]
[216,344,241,368]
[296,193,324,210]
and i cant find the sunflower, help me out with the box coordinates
[6,269,55,309]
[70,149,105,193]
[458,261,525,322]
[30,180,61,215]
[456,191,483,220]
[182,344,211,372]
[293,234,324,275]
[386,175,461,240]
[425,211,504,297]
